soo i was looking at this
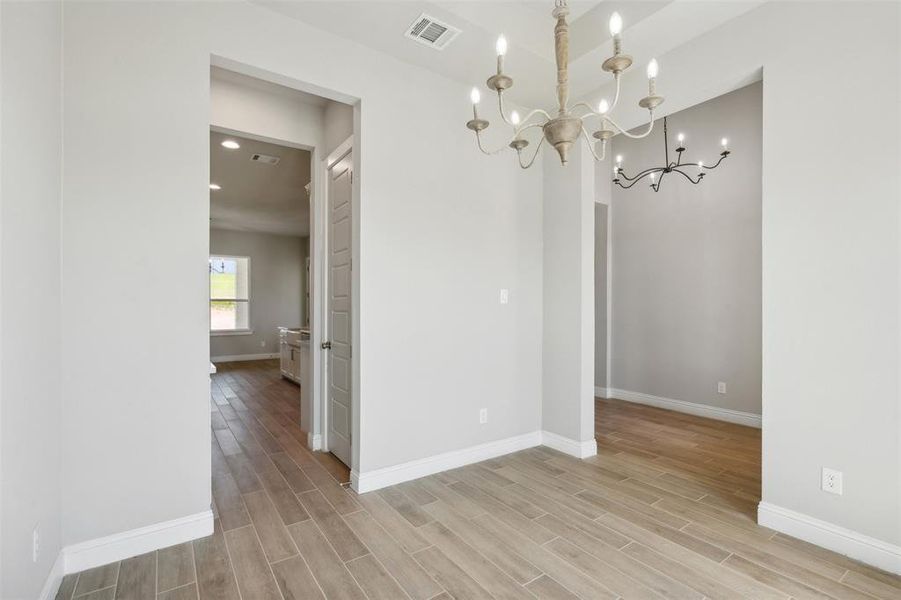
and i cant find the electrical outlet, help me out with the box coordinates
[260,340,266,347]
[822,468,843,495]
[479,408,488,424]
[717,381,727,394]
[32,526,40,563]
[499,289,509,305]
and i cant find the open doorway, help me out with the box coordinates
[208,65,358,498]
[594,81,763,524]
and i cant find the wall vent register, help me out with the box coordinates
[251,153,280,165]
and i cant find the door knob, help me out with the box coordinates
[321,341,332,350]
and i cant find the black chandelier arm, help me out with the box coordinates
[662,117,670,167]
[616,166,663,182]
[614,174,657,190]
[671,167,703,185]
[651,169,669,193]
[680,152,729,171]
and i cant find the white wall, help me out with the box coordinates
[609,82,762,415]
[60,0,543,550]
[584,1,900,553]
[0,1,63,597]
[542,143,596,450]
[210,229,305,359]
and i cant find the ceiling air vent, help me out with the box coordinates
[405,13,461,50]
[251,153,280,166]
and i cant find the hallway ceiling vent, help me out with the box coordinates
[251,153,280,165]
[405,14,461,50]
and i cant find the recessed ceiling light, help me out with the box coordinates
[221,140,240,150]
[209,183,221,190]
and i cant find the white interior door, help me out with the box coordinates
[326,153,352,467]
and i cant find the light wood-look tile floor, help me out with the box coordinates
[57,362,901,599]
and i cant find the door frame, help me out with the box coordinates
[315,134,355,469]
[209,55,362,485]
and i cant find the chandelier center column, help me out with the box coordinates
[553,3,570,115]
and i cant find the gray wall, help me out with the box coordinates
[594,203,607,390]
[609,82,762,414]
[323,100,353,157]
[210,229,306,359]
[1,1,63,596]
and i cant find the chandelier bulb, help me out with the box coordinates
[698,160,704,173]
[470,87,481,104]
[721,137,729,150]
[598,99,609,114]
[647,59,659,80]
[511,110,521,126]
[677,133,684,143]
[616,154,623,164]
[496,35,508,57]
[609,12,622,36]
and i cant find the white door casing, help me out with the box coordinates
[326,153,352,467]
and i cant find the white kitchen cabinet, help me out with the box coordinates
[278,327,304,384]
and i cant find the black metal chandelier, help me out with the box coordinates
[612,116,731,192]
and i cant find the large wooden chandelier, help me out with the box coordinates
[466,0,662,169]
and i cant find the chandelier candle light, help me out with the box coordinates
[466,0,664,169]
[613,116,732,192]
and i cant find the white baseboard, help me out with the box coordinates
[608,388,761,428]
[540,430,598,459]
[308,432,322,451]
[211,353,278,363]
[594,386,610,398]
[352,431,542,493]
[38,552,66,600]
[758,502,901,575]
[63,509,214,574]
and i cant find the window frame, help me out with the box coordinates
[209,254,253,336]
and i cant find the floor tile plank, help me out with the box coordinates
[243,490,299,563]
[73,564,120,596]
[156,583,199,600]
[287,520,368,600]
[419,520,531,600]
[223,525,282,600]
[412,546,493,600]
[270,555,326,600]
[298,489,368,562]
[345,554,409,600]
[343,510,443,600]
[192,522,240,600]
[114,551,156,600]
[156,543,195,593]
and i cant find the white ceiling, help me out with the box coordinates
[210,131,311,237]
[255,0,764,109]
